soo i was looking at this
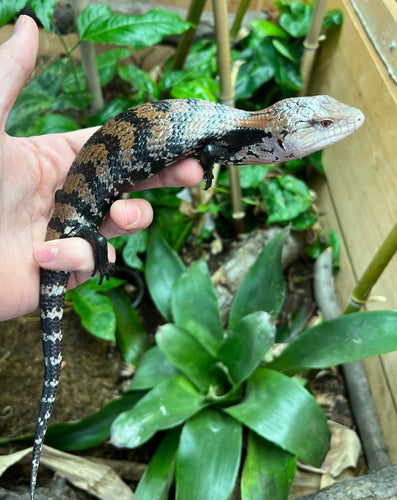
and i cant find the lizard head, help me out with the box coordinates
[265,94,365,160]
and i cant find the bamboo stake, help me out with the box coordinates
[72,0,104,113]
[171,0,207,71]
[342,221,397,314]
[298,0,328,96]
[230,0,251,41]
[212,0,245,234]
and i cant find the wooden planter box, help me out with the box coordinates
[308,0,397,462]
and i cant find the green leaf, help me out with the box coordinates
[106,288,149,364]
[122,231,148,271]
[29,0,56,32]
[279,2,313,37]
[171,260,224,356]
[240,165,271,189]
[72,289,116,341]
[228,228,288,330]
[110,375,205,448]
[87,97,134,127]
[118,65,159,101]
[78,6,190,49]
[323,9,344,29]
[261,175,311,223]
[268,311,397,375]
[272,39,297,63]
[27,114,79,135]
[241,432,297,500]
[63,48,131,93]
[218,312,275,384]
[0,0,27,26]
[129,346,181,390]
[224,368,329,466]
[176,409,242,500]
[328,228,340,269]
[66,276,126,299]
[291,210,317,231]
[145,227,185,322]
[171,79,219,101]
[250,19,288,39]
[134,428,181,500]
[234,46,274,100]
[273,53,302,90]
[45,392,144,450]
[6,58,71,135]
[157,324,216,392]
[307,150,324,174]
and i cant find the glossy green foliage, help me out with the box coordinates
[269,310,397,375]
[176,410,242,500]
[228,228,288,329]
[241,432,297,500]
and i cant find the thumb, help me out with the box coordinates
[0,15,39,130]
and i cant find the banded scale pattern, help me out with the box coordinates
[31,96,364,499]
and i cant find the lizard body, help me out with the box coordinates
[32,96,364,498]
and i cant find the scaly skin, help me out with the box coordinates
[31,95,364,499]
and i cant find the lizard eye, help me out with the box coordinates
[319,119,333,128]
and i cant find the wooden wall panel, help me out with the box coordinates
[308,0,397,461]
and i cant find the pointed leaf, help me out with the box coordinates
[172,260,223,355]
[176,409,242,500]
[218,312,275,383]
[0,1,27,26]
[78,5,190,49]
[224,369,329,466]
[145,227,185,321]
[72,288,116,341]
[134,428,181,500]
[110,375,205,448]
[241,432,297,500]
[45,392,144,450]
[129,346,181,390]
[107,288,149,364]
[228,228,288,330]
[30,0,56,32]
[157,324,216,391]
[269,310,397,375]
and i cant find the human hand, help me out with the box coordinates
[0,16,203,320]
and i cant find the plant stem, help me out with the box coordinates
[342,221,397,314]
[72,0,104,114]
[212,0,245,234]
[298,0,327,96]
[171,0,206,71]
[230,0,251,41]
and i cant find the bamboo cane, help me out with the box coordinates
[212,0,245,234]
[298,0,328,96]
[72,0,104,113]
[171,0,207,71]
[343,221,397,314]
[230,0,252,41]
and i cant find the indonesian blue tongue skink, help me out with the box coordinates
[31,95,364,499]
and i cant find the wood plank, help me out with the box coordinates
[308,0,397,461]
[350,0,397,86]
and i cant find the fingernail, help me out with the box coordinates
[35,244,59,263]
[123,205,140,229]
[13,15,29,35]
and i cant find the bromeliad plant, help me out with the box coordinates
[104,227,397,500]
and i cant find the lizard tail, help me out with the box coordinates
[30,268,70,500]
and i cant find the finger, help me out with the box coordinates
[34,238,116,274]
[100,198,153,239]
[135,158,203,191]
[0,16,39,129]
